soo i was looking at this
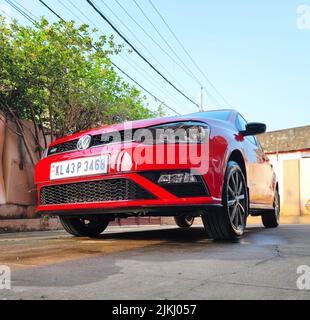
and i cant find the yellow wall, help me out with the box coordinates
[300,158,310,215]
[268,153,310,216]
[282,159,300,216]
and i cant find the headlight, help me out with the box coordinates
[41,148,49,159]
[134,122,209,144]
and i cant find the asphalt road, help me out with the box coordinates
[1,224,310,300]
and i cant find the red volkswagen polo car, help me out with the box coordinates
[35,110,279,240]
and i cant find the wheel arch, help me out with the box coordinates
[227,149,247,182]
[275,181,280,201]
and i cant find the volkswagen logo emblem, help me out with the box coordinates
[77,135,91,150]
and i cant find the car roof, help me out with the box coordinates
[187,109,236,115]
[187,109,238,121]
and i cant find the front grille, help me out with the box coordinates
[91,131,133,147]
[48,130,136,156]
[48,139,79,156]
[40,178,156,206]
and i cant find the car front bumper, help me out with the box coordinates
[35,143,224,215]
[36,172,222,215]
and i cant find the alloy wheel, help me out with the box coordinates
[227,170,247,232]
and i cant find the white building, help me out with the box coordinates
[259,126,310,216]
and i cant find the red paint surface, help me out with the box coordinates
[35,111,277,214]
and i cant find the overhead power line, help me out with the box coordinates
[4,0,35,24]
[2,0,181,116]
[132,0,202,87]
[0,7,13,19]
[113,0,221,107]
[112,63,180,115]
[10,0,39,20]
[119,54,185,107]
[112,0,201,90]
[67,0,101,28]
[39,0,63,21]
[58,0,184,112]
[86,0,199,108]
[98,0,191,97]
[57,0,84,24]
[148,0,233,107]
[33,0,181,115]
[111,0,196,102]
[5,0,181,115]
[57,0,186,110]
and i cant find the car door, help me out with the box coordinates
[253,138,275,207]
[235,114,274,207]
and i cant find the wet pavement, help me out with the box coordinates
[1,224,310,299]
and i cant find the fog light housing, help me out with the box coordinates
[158,173,198,184]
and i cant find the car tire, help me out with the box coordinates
[261,189,280,228]
[202,161,249,240]
[59,215,110,237]
[174,216,195,228]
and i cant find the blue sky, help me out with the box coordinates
[0,0,309,131]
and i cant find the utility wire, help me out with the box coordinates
[97,0,190,97]
[132,0,202,87]
[67,0,102,29]
[39,0,64,21]
[131,0,220,105]
[148,0,233,107]
[86,0,198,108]
[11,0,39,20]
[112,0,202,89]
[57,0,185,111]
[112,0,197,101]
[112,63,180,115]
[4,0,35,24]
[6,0,181,115]
[119,54,185,107]
[36,0,181,115]
[113,0,220,107]
[3,0,181,115]
[57,0,84,24]
[0,7,14,19]
[131,0,221,107]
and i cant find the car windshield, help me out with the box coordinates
[189,110,232,121]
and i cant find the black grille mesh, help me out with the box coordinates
[91,131,128,147]
[40,179,156,205]
[48,139,79,155]
[47,130,136,156]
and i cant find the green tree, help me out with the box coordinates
[0,16,164,147]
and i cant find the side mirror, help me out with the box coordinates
[240,122,266,136]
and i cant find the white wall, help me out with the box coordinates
[300,158,310,214]
[267,151,310,215]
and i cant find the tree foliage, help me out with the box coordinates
[0,16,164,142]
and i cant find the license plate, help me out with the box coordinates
[50,155,108,180]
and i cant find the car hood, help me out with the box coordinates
[49,114,213,147]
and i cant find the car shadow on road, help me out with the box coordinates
[97,225,266,244]
[8,226,273,289]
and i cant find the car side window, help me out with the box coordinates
[236,114,247,132]
[236,114,257,145]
